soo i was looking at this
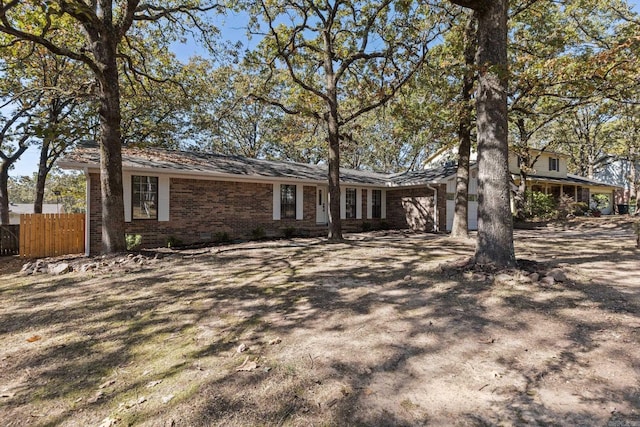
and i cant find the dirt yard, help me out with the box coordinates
[1,217,639,426]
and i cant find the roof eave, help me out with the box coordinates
[59,160,388,187]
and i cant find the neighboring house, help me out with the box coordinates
[428,147,622,227]
[509,149,621,214]
[59,143,455,254]
[593,158,639,204]
[8,203,64,225]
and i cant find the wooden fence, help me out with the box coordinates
[19,213,85,258]
[0,225,20,256]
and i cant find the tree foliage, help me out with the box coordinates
[0,0,222,252]
[244,0,447,239]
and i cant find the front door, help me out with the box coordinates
[316,186,328,224]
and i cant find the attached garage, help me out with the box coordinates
[444,165,479,231]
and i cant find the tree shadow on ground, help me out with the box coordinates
[0,229,638,426]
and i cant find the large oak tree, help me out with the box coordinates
[449,0,515,267]
[245,0,446,240]
[0,0,220,252]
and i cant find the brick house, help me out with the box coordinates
[59,144,458,254]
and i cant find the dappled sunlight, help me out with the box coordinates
[0,226,639,425]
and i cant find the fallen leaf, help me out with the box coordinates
[26,335,41,343]
[237,343,247,353]
[98,416,118,427]
[162,394,175,404]
[268,337,282,345]
[146,380,162,388]
[236,356,258,372]
[99,379,116,389]
[87,391,104,403]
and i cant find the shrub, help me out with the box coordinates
[525,191,556,220]
[573,202,589,216]
[126,234,142,251]
[251,226,266,240]
[379,220,390,230]
[283,227,297,238]
[166,236,183,248]
[214,231,230,243]
[591,194,609,211]
[557,194,577,219]
[361,222,372,232]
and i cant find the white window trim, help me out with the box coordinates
[296,185,304,220]
[273,184,281,220]
[123,172,132,222]
[381,190,387,219]
[273,183,303,221]
[124,172,168,222]
[366,189,373,219]
[356,188,362,219]
[158,176,170,222]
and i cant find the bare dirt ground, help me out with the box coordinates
[0,217,639,426]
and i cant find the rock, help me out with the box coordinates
[404,275,412,281]
[540,276,555,286]
[49,263,71,275]
[98,417,118,427]
[547,268,567,282]
[472,273,487,282]
[494,273,514,286]
[32,260,47,274]
[528,272,540,282]
[80,263,98,272]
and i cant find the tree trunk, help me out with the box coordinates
[473,0,516,267]
[0,162,11,225]
[515,170,528,219]
[327,103,342,241]
[0,146,28,225]
[323,28,342,241]
[95,40,127,253]
[34,139,50,214]
[451,14,477,239]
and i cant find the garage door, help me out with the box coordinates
[446,200,478,231]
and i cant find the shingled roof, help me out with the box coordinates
[525,173,622,188]
[58,143,457,187]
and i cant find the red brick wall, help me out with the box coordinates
[88,174,327,254]
[88,173,445,254]
[386,185,447,232]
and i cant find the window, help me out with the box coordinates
[132,176,158,220]
[345,188,356,219]
[371,189,382,219]
[549,157,560,172]
[281,184,296,219]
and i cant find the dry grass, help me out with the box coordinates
[1,217,639,426]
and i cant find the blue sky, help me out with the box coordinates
[9,1,640,178]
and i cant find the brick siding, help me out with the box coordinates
[88,174,444,254]
[386,185,447,232]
